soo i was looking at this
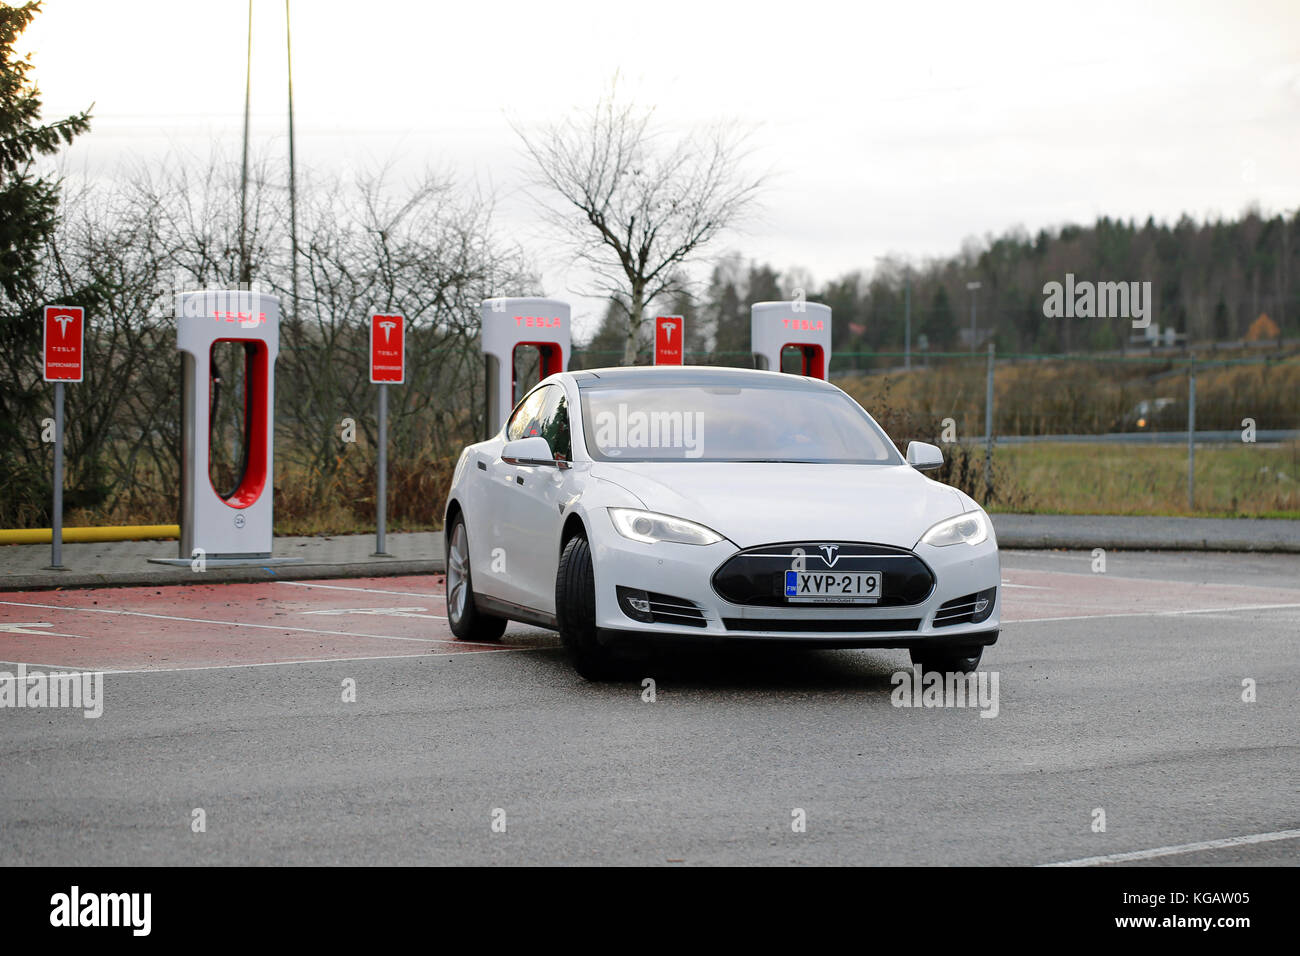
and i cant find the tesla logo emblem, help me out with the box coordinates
[379,320,396,342]
[662,320,677,342]
[818,545,840,567]
[53,313,74,337]
[234,514,246,529]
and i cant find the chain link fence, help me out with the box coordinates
[572,345,1300,517]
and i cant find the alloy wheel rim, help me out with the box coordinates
[447,522,469,623]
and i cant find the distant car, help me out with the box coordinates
[443,366,1000,679]
[1119,397,1179,431]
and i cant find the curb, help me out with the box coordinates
[995,533,1300,553]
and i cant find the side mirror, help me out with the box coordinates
[502,435,561,468]
[906,440,944,471]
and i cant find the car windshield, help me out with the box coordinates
[579,383,902,464]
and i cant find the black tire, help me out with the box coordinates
[445,514,507,642]
[909,645,983,674]
[555,534,618,680]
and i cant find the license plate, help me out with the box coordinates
[784,570,882,603]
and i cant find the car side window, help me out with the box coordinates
[536,388,572,463]
[506,386,551,441]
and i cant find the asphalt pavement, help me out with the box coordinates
[1,550,1295,865]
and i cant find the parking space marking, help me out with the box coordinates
[0,648,538,680]
[999,567,1300,624]
[1014,602,1300,625]
[0,600,472,646]
[1041,828,1300,866]
[0,576,531,673]
[277,581,446,605]
[0,622,89,639]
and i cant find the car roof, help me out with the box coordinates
[569,365,838,391]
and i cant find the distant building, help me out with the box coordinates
[958,327,994,349]
[1131,323,1182,347]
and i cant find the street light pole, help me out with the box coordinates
[966,281,981,353]
[904,275,912,371]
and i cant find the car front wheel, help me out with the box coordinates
[555,533,618,680]
[445,514,507,642]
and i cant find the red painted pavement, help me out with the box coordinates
[0,574,519,672]
[999,568,1300,623]
[1,569,1297,674]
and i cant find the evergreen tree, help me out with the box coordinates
[1,1,91,303]
[0,1,91,521]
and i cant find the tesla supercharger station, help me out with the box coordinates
[751,301,833,379]
[152,290,297,567]
[481,297,570,437]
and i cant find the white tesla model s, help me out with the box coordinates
[444,366,1000,679]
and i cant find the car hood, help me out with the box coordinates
[589,461,966,549]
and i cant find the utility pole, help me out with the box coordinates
[1187,365,1196,511]
[984,342,995,503]
[238,0,253,285]
[904,275,912,371]
[286,0,299,321]
[966,280,981,353]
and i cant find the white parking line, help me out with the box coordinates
[0,600,471,646]
[0,658,97,673]
[0,647,539,680]
[1041,828,1300,866]
[277,581,445,608]
[0,622,88,639]
[1013,602,1300,624]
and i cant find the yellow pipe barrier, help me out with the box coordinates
[0,525,179,544]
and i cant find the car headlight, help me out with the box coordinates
[608,508,724,546]
[919,510,990,547]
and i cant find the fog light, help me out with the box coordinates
[971,587,996,623]
[616,586,655,624]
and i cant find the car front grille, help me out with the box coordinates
[712,541,935,608]
[722,617,921,633]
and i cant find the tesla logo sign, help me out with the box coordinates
[818,545,841,567]
[43,305,84,382]
[369,312,405,384]
[655,315,684,365]
[782,318,824,331]
[212,310,266,327]
[515,315,562,328]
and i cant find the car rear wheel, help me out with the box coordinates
[445,514,507,642]
[555,533,618,680]
[909,645,983,674]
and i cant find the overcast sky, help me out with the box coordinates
[20,0,1300,337]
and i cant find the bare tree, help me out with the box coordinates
[516,82,763,365]
[0,151,533,529]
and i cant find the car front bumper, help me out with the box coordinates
[588,515,1001,649]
